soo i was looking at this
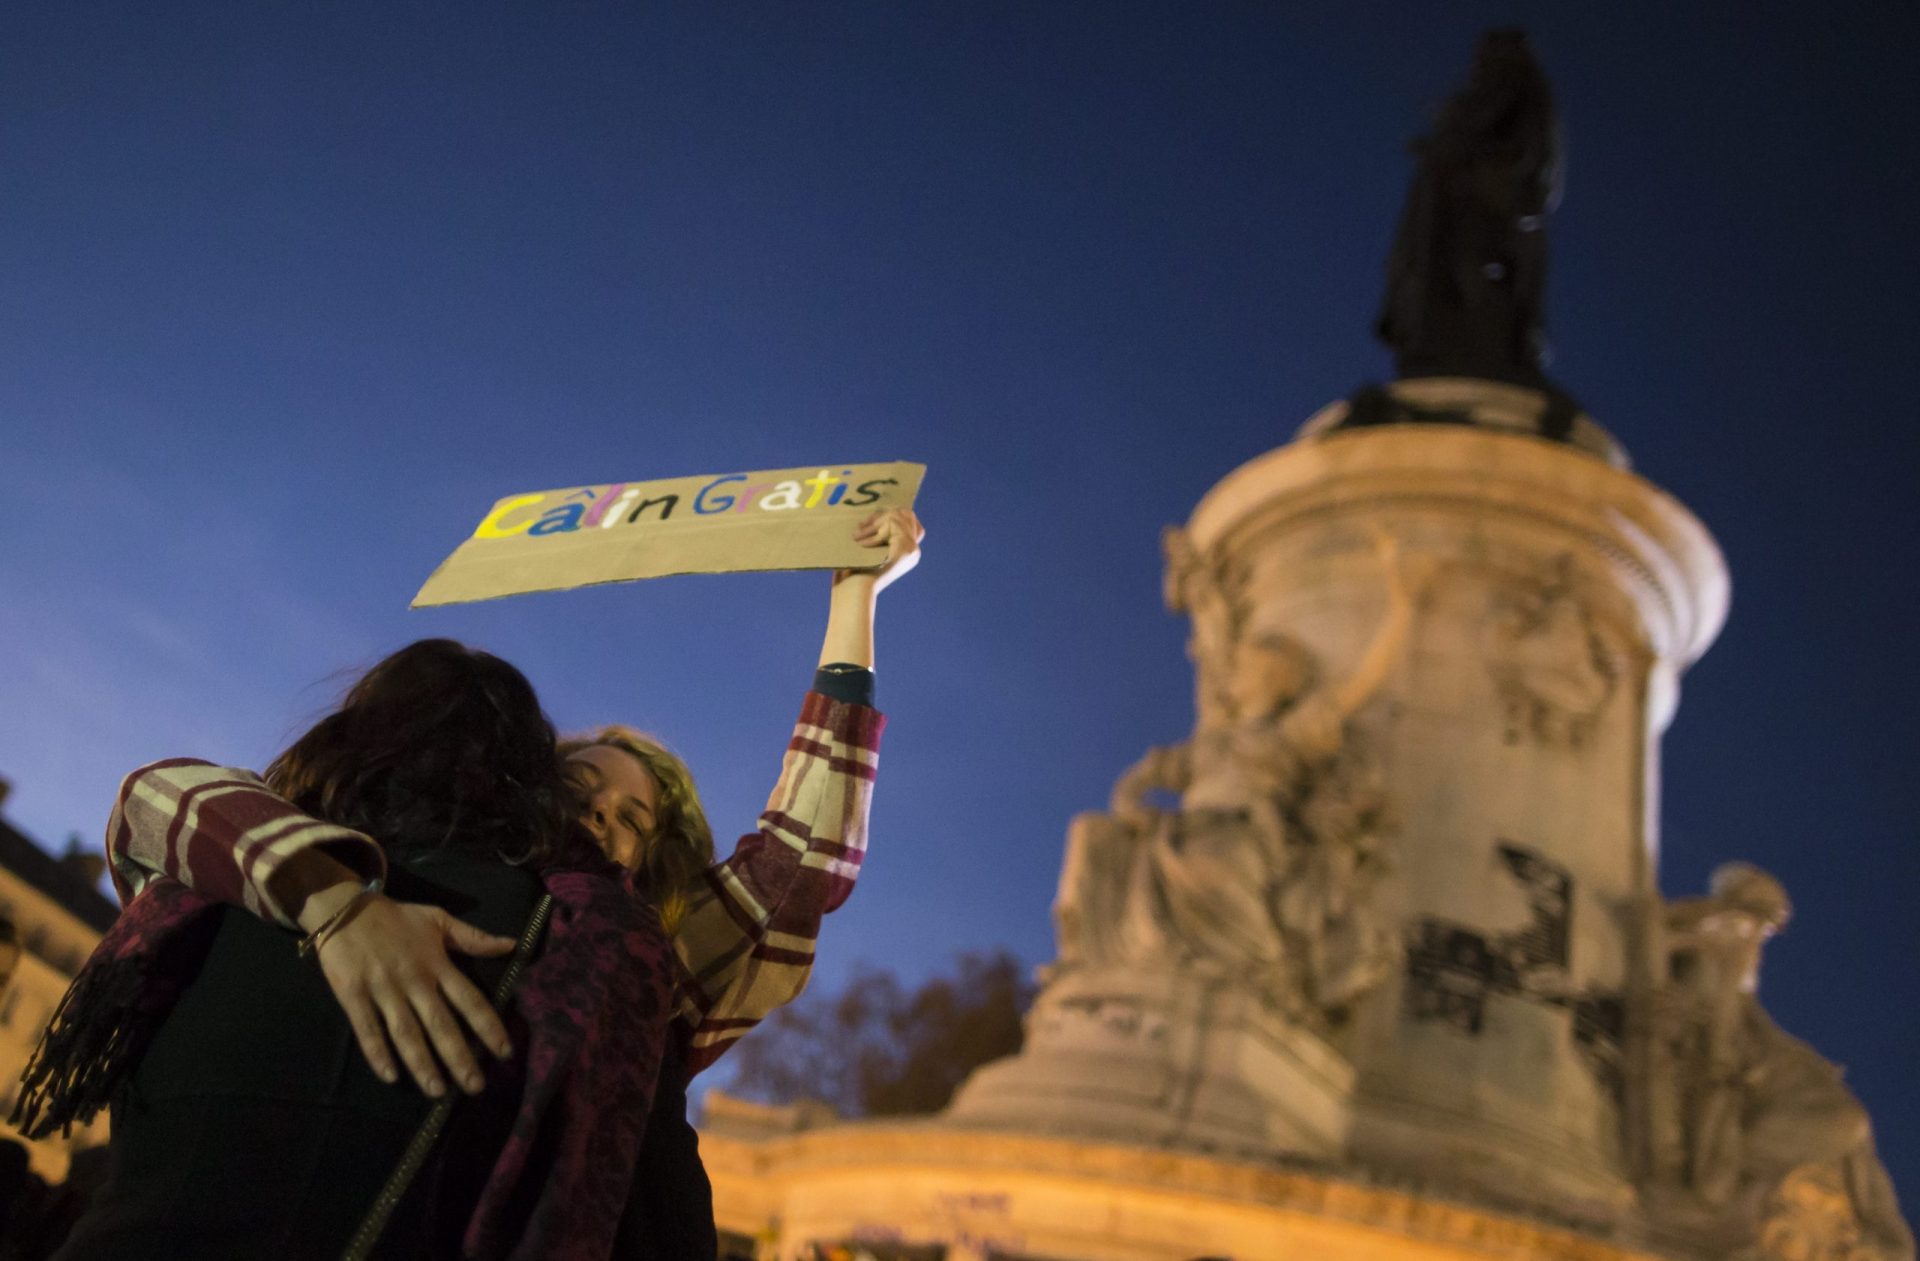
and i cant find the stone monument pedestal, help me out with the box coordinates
[948,960,1353,1158]
[699,383,1911,1261]
[1166,385,1729,1228]
[698,1110,1668,1261]
[949,384,1728,1231]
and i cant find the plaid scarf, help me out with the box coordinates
[13,841,674,1261]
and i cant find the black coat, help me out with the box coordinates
[52,852,539,1260]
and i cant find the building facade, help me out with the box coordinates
[0,777,116,1181]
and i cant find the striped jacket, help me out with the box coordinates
[107,689,883,1076]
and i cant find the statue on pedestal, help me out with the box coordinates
[1376,28,1563,388]
[1341,30,1588,448]
[1054,531,1413,1030]
[1643,864,1913,1261]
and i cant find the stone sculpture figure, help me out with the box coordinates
[1483,555,1619,749]
[1162,524,1239,733]
[1054,531,1413,1028]
[1376,29,1563,387]
[1647,864,1913,1261]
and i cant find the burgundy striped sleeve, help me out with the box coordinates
[108,759,385,928]
[673,690,884,1074]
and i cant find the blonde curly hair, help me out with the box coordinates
[558,725,715,934]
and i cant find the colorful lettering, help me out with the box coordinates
[802,469,842,508]
[584,485,631,527]
[625,494,678,523]
[480,466,907,543]
[758,480,804,510]
[474,494,546,538]
[598,489,639,527]
[529,503,585,535]
[840,477,897,508]
[695,475,745,514]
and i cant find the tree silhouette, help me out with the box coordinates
[721,950,1034,1117]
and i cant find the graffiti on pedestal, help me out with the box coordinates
[1046,993,1170,1046]
[1496,842,1571,968]
[837,1191,1037,1261]
[1569,992,1624,1101]
[1402,841,1624,1098]
[1403,841,1570,1033]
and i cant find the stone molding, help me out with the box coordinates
[1186,423,1726,676]
[699,1119,1673,1261]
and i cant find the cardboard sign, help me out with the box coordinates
[412,461,925,607]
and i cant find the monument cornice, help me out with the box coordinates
[700,1120,1675,1261]
[1186,422,1728,669]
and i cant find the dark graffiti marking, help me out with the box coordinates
[1570,992,1625,1102]
[1402,840,1622,1096]
[1496,842,1571,971]
[1404,920,1500,1034]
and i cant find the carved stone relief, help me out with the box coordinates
[1641,865,1914,1261]
[1163,524,1243,733]
[1053,530,1415,1033]
[1748,1164,1895,1261]
[1029,990,1173,1053]
[1482,554,1620,749]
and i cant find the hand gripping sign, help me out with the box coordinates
[412,462,926,607]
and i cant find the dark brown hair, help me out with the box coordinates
[265,638,575,866]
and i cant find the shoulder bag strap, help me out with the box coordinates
[338,892,555,1261]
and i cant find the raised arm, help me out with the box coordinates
[1330,530,1415,721]
[1109,743,1193,826]
[672,508,920,1075]
[672,681,883,1074]
[815,506,922,669]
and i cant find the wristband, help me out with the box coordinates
[296,878,385,960]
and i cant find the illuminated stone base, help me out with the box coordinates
[700,1102,1664,1261]
[945,966,1353,1159]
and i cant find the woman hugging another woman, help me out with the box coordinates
[19,508,923,1261]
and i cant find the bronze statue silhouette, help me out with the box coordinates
[1376,29,1563,388]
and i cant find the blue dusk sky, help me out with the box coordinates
[2,1,1915,1198]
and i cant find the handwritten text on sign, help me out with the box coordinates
[412,461,924,607]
